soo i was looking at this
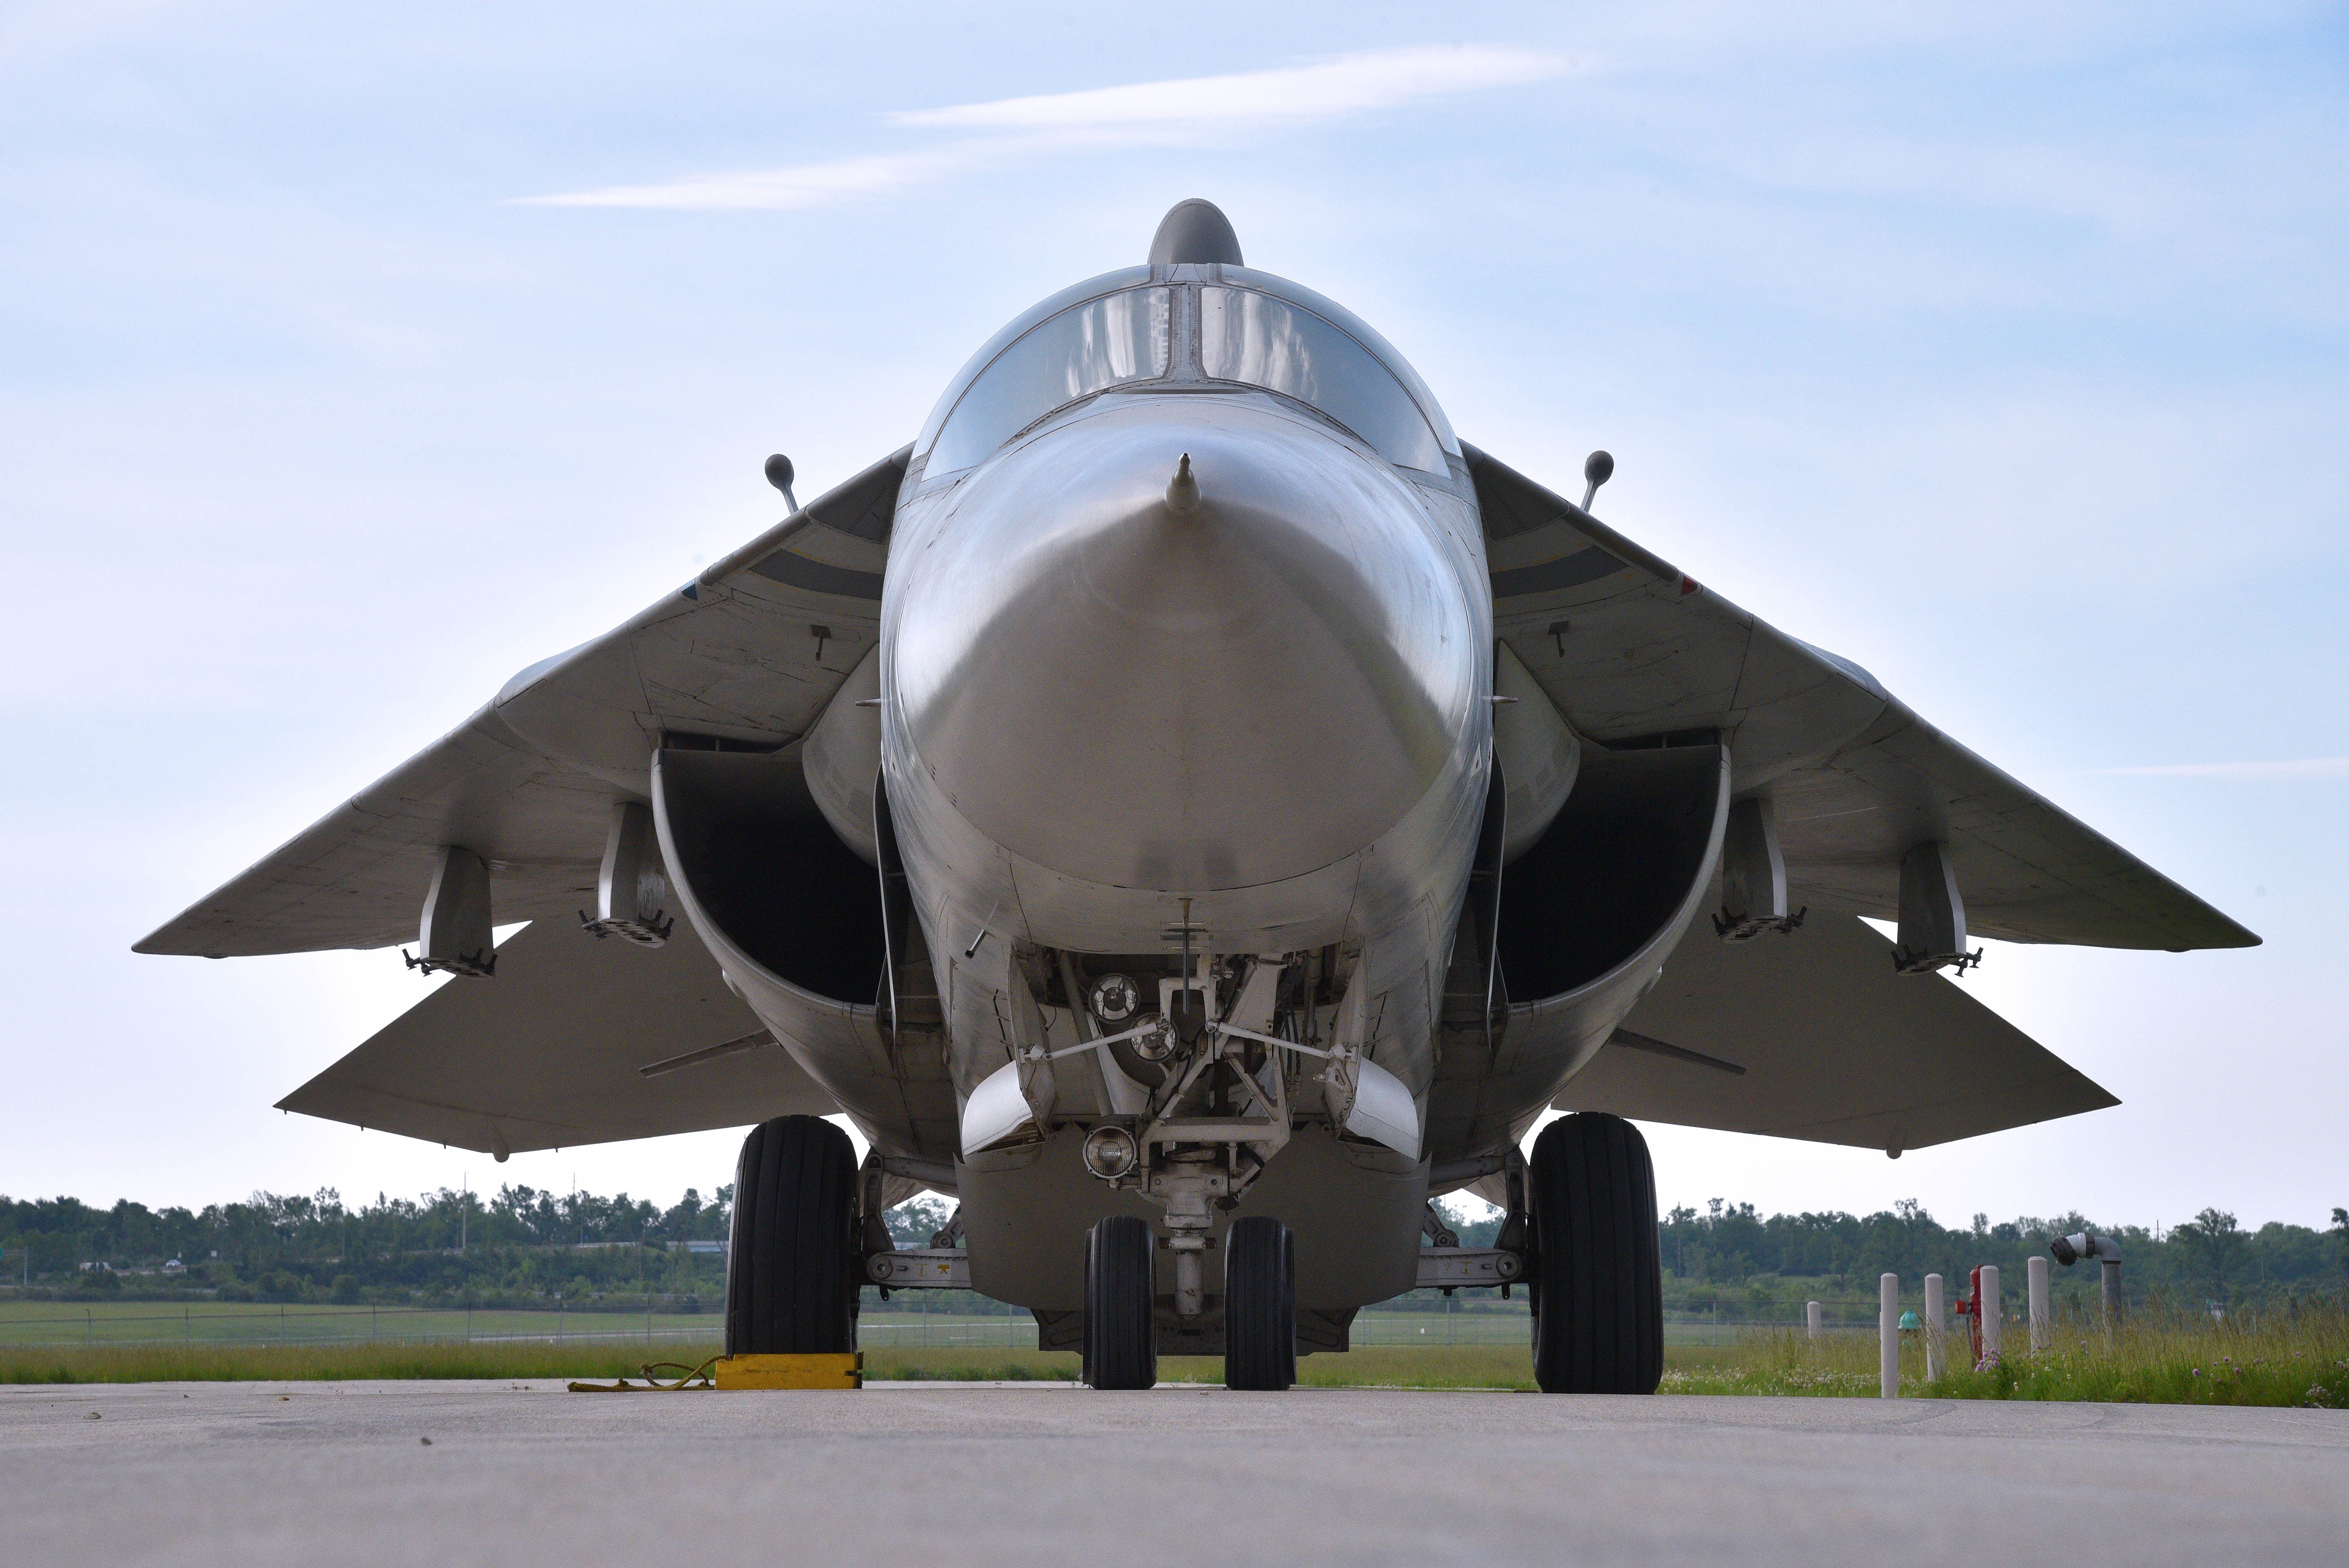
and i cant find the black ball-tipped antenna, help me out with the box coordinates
[763,453,800,514]
[1581,450,1614,512]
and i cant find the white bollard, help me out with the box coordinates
[1923,1273,1946,1381]
[1807,1300,1823,1342]
[1978,1263,2002,1367]
[1879,1273,1900,1398]
[2027,1255,2051,1352]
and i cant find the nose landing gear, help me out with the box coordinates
[1223,1216,1297,1391]
[1082,1216,1157,1390]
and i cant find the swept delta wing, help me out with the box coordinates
[1470,444,2256,951]
[278,914,842,1158]
[134,448,909,959]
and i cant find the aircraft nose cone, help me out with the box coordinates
[889,401,1481,891]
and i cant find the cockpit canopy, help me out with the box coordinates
[916,265,1460,479]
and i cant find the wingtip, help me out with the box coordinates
[2190,917,2264,950]
[129,929,226,959]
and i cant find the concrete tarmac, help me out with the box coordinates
[4,1379,2344,1566]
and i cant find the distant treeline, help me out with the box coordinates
[1650,1199,2349,1317]
[0,1184,743,1308]
[1355,1196,2347,1318]
[2,1182,734,1267]
[0,1182,950,1309]
[4,1182,2342,1317]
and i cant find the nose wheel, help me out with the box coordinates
[1223,1216,1297,1390]
[1083,1216,1157,1389]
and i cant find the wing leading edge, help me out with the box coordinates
[1468,443,2256,952]
[136,447,911,959]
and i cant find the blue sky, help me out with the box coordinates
[4,4,2343,1231]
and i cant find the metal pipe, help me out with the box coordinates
[1427,1153,1506,1193]
[1878,1274,1900,1399]
[877,1155,958,1193]
[2050,1230,2121,1265]
[1173,1247,1203,1317]
[2050,1231,2123,1333]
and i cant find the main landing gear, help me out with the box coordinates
[1528,1112,1664,1394]
[724,1108,1658,1393]
[725,1116,861,1355]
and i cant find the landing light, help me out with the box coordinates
[1082,1124,1140,1182]
[1088,973,1141,1026]
[1132,1016,1178,1062]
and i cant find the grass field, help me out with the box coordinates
[0,1299,1542,1349]
[0,1299,719,1348]
[1654,1310,2349,1407]
[6,1305,2340,1406]
[0,1339,728,1384]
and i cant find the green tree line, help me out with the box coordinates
[6,1181,2342,1320]
[1650,1197,2349,1320]
[0,1184,738,1309]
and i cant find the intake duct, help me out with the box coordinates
[1496,741,1730,1003]
[651,740,885,1008]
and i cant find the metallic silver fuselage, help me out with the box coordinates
[880,389,1492,1113]
[667,268,1727,1320]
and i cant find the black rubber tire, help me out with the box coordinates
[1529,1112,1663,1393]
[724,1116,859,1356]
[1222,1216,1297,1391]
[1082,1215,1157,1390]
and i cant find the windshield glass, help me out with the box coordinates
[1198,287,1445,472]
[928,288,1171,474]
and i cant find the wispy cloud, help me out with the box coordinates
[2086,759,2349,780]
[522,148,978,212]
[888,45,1568,135]
[521,45,1575,211]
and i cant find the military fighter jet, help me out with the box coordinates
[138,200,2255,1393]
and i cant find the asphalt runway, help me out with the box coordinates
[5,1380,2344,1566]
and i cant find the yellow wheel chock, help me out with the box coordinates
[568,1352,863,1393]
